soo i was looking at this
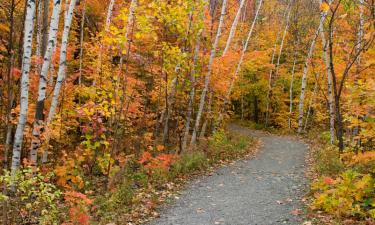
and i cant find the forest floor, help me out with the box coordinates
[147,123,309,225]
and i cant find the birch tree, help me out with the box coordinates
[265,1,292,126]
[29,0,62,164]
[288,50,297,129]
[190,0,228,146]
[11,0,37,175]
[297,5,329,133]
[222,0,247,56]
[42,0,77,162]
[216,0,263,128]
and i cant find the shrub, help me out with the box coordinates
[311,170,375,219]
[314,145,345,176]
[171,151,207,176]
[207,130,252,161]
[0,167,62,225]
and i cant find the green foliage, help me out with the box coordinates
[311,170,375,219]
[171,151,207,175]
[208,130,253,161]
[0,167,62,225]
[314,145,345,176]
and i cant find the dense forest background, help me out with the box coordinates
[0,0,374,224]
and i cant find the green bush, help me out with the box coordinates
[0,167,62,225]
[171,151,207,176]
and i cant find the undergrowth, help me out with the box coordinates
[307,130,375,224]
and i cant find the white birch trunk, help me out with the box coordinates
[105,0,115,32]
[41,0,77,163]
[94,0,116,85]
[29,0,62,164]
[320,26,335,143]
[274,2,293,77]
[36,0,43,67]
[297,8,328,133]
[216,0,263,127]
[222,0,247,56]
[190,0,228,146]
[182,41,200,152]
[199,91,213,140]
[11,0,37,175]
[78,0,86,85]
[288,52,297,129]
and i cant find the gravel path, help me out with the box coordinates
[148,124,308,225]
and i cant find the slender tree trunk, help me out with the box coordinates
[303,72,320,131]
[42,0,49,54]
[36,0,43,66]
[11,0,37,176]
[182,5,205,152]
[216,0,263,128]
[4,0,15,170]
[265,1,292,126]
[190,0,228,146]
[320,24,335,144]
[222,0,247,56]
[297,8,328,133]
[78,0,86,85]
[288,51,297,129]
[199,91,213,140]
[42,0,77,163]
[30,0,62,164]
[94,0,115,85]
[274,1,293,78]
[162,75,179,144]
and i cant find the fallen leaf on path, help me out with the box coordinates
[290,209,302,216]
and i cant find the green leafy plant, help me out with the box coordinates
[0,167,62,225]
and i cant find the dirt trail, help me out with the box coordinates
[148,124,309,225]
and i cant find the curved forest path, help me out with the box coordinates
[148,123,309,225]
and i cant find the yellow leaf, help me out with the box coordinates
[320,2,330,12]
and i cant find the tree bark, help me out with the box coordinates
[297,7,328,133]
[288,47,297,129]
[265,0,292,127]
[42,0,77,162]
[190,0,228,146]
[216,0,263,128]
[222,0,247,56]
[319,20,335,144]
[30,0,62,164]
[11,0,37,176]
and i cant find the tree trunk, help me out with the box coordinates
[42,0,77,163]
[274,1,293,78]
[297,8,328,133]
[11,0,37,176]
[265,1,292,127]
[222,0,247,56]
[216,0,263,128]
[303,72,320,131]
[199,91,213,140]
[30,0,62,164]
[78,0,86,85]
[288,51,297,129]
[190,0,228,146]
[319,23,335,144]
